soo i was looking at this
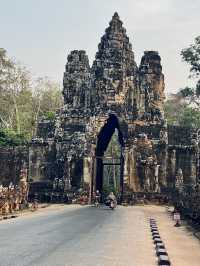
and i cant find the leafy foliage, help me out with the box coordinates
[164,93,187,126]
[180,36,200,104]
[0,129,27,146]
[103,131,121,193]
[165,92,200,128]
[181,36,200,78]
[179,87,195,98]
[43,111,56,121]
[165,36,200,128]
[0,49,63,145]
[179,107,200,128]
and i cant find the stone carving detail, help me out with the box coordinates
[175,168,184,193]
[134,134,159,191]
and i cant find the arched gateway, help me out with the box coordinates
[95,114,124,195]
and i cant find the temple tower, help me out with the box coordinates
[139,51,165,122]
[91,12,139,116]
[63,50,91,111]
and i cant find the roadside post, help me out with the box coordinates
[174,211,181,227]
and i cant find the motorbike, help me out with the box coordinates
[94,196,100,207]
[105,198,117,210]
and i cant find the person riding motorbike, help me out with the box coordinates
[94,190,101,207]
[106,192,117,209]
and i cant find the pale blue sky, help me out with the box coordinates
[0,0,199,94]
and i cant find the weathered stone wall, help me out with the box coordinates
[29,143,57,182]
[167,125,198,189]
[0,146,28,185]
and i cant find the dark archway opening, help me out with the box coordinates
[71,158,83,188]
[95,114,124,200]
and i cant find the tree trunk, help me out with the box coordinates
[34,98,41,136]
[12,95,20,134]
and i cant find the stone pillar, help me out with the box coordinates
[83,156,91,185]
[158,147,167,190]
[167,149,176,189]
[63,158,71,191]
[189,151,197,186]
[123,148,129,186]
[89,156,96,204]
[155,165,160,192]
[129,150,140,191]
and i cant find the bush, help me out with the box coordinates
[0,129,27,146]
[43,111,56,121]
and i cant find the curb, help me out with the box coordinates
[0,215,18,221]
[149,218,171,266]
[158,255,171,265]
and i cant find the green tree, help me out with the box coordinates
[164,93,187,125]
[164,92,200,128]
[0,49,63,144]
[0,48,14,128]
[181,36,200,78]
[165,36,200,128]
[180,36,200,101]
[32,77,63,135]
[0,129,27,146]
[179,107,200,128]
[0,49,32,135]
[103,130,121,194]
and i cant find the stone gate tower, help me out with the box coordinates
[29,13,168,196]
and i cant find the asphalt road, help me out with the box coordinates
[0,205,156,266]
